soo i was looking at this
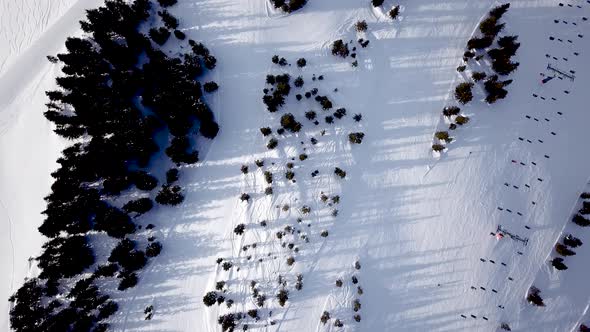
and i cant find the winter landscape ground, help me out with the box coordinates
[2,0,590,331]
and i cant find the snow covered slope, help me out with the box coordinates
[3,0,590,331]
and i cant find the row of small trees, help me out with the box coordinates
[9,1,219,331]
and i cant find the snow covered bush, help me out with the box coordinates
[334,167,347,178]
[442,106,461,118]
[297,57,307,67]
[204,81,219,93]
[432,144,445,152]
[472,71,487,82]
[277,289,289,306]
[320,311,331,324]
[332,39,350,58]
[527,287,545,306]
[281,113,303,132]
[389,6,400,19]
[356,20,368,32]
[555,243,576,256]
[371,0,385,7]
[572,214,590,226]
[435,131,452,143]
[234,224,246,235]
[156,185,184,205]
[349,132,365,144]
[552,257,568,270]
[267,138,279,149]
[454,82,474,104]
[455,115,470,125]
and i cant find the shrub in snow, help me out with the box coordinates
[203,81,219,93]
[297,58,307,67]
[166,136,199,165]
[173,30,185,40]
[349,132,365,144]
[334,108,346,119]
[217,313,236,332]
[265,187,273,195]
[334,319,344,327]
[555,243,576,256]
[500,322,512,331]
[353,113,363,122]
[371,0,384,7]
[455,115,470,125]
[357,286,364,295]
[573,213,590,226]
[389,6,400,19]
[146,242,162,257]
[356,20,368,32]
[457,65,466,72]
[353,299,361,312]
[286,170,295,180]
[321,230,329,237]
[435,131,451,142]
[316,95,333,110]
[479,16,504,37]
[280,113,302,132]
[118,272,138,291]
[240,193,250,202]
[527,287,545,306]
[255,159,264,167]
[247,309,258,319]
[241,165,249,174]
[352,275,359,284]
[155,185,184,205]
[355,261,361,270]
[234,224,246,235]
[489,4,510,19]
[442,106,461,117]
[564,234,583,248]
[149,27,170,45]
[325,116,334,124]
[320,311,331,324]
[222,261,233,271]
[299,153,308,161]
[497,35,520,57]
[432,144,445,152]
[580,192,590,199]
[467,36,493,50]
[294,76,304,87]
[492,57,520,76]
[354,314,361,322]
[552,257,568,270]
[166,168,179,184]
[472,72,487,82]
[301,205,311,214]
[449,123,457,130]
[264,171,273,184]
[267,138,279,149]
[454,82,474,104]
[332,40,350,58]
[123,198,153,215]
[286,256,295,266]
[277,289,289,306]
[334,167,347,178]
[336,279,343,287]
[158,10,179,29]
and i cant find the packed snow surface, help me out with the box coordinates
[2,0,590,331]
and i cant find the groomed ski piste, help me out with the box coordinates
[2,0,590,331]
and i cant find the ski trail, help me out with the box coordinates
[0,198,15,294]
